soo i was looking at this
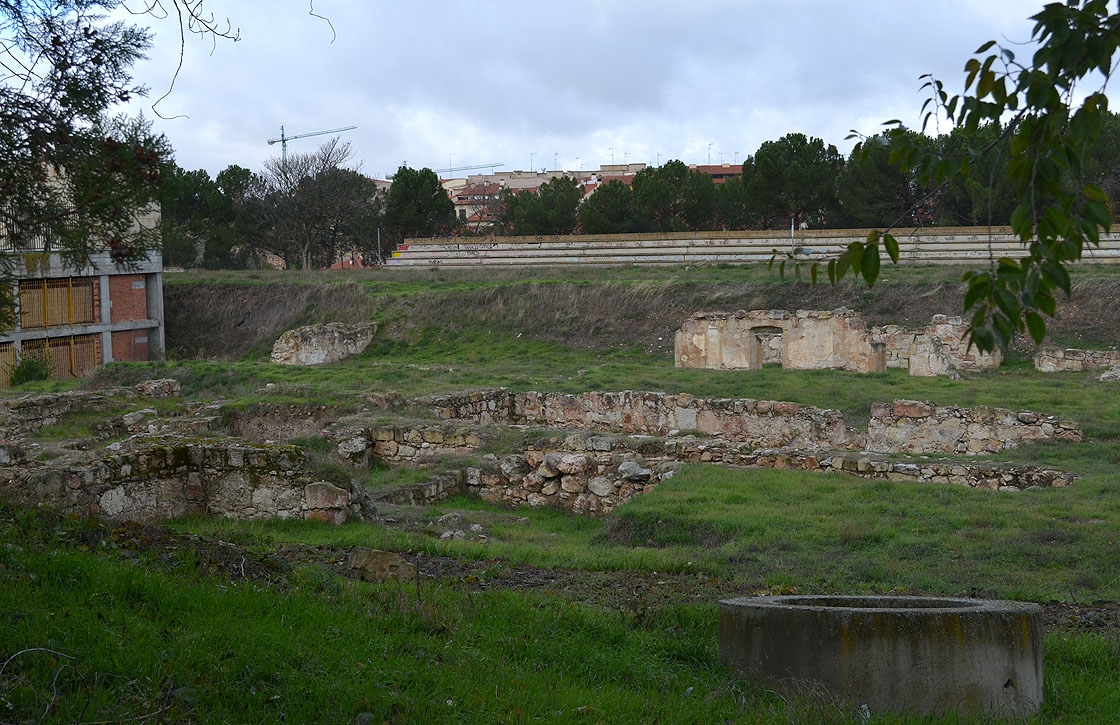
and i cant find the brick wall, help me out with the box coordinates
[108,274,148,322]
[111,329,149,362]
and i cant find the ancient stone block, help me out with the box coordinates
[348,548,416,583]
[270,322,377,366]
[560,475,585,493]
[135,379,182,398]
[619,460,652,482]
[588,476,617,497]
[557,453,590,475]
[305,481,349,510]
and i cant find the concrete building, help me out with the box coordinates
[0,206,164,388]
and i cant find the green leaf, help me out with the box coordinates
[1041,262,1072,296]
[835,251,851,281]
[1085,184,1109,202]
[1025,311,1047,344]
[1009,204,1032,241]
[996,258,1022,281]
[1035,286,1057,316]
[861,242,881,286]
[970,326,996,355]
[847,241,864,276]
[963,277,991,311]
[994,287,1022,326]
[883,233,899,264]
[1085,198,1111,230]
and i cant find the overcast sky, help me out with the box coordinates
[120,1,1051,180]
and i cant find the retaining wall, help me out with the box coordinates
[0,379,181,435]
[423,389,863,450]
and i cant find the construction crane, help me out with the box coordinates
[267,125,357,164]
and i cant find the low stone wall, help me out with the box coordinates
[0,438,370,524]
[424,389,514,424]
[423,389,863,451]
[867,400,1082,455]
[663,438,1077,490]
[1034,346,1120,372]
[0,380,181,436]
[420,389,1080,457]
[463,449,666,515]
[331,424,670,515]
[328,421,485,467]
[373,472,465,507]
[514,391,862,450]
[365,431,1075,515]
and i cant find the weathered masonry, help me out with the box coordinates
[418,389,1081,456]
[675,309,1000,377]
[0,248,164,388]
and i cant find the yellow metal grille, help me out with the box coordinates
[12,335,100,384]
[47,335,99,379]
[19,278,96,329]
[0,342,15,390]
[71,334,99,377]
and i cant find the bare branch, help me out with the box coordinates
[308,1,335,43]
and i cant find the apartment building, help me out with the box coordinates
[0,206,164,388]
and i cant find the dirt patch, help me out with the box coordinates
[20,506,1117,634]
[164,281,378,359]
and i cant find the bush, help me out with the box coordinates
[9,350,52,386]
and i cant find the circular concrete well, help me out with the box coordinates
[719,595,1042,718]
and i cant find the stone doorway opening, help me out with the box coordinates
[749,326,783,369]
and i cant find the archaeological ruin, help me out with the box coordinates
[674,308,1001,376]
[0,373,1087,525]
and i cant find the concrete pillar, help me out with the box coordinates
[146,271,165,360]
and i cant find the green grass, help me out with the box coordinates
[605,466,1120,601]
[2,504,1119,723]
[5,265,1120,722]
